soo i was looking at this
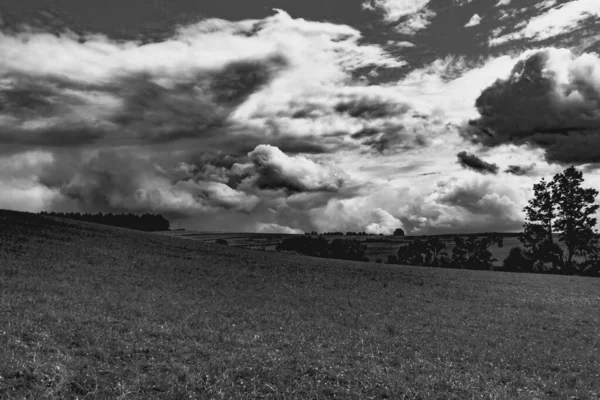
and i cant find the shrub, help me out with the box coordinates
[389,237,447,267]
[502,246,534,273]
[327,239,369,262]
[215,239,228,246]
[276,236,330,257]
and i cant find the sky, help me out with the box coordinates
[2,0,600,234]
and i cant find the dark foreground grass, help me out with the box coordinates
[1,210,600,399]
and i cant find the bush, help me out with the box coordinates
[502,247,534,273]
[276,236,330,258]
[327,239,369,262]
[215,239,228,246]
[389,237,446,267]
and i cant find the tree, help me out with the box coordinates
[551,166,599,272]
[520,166,599,274]
[389,236,447,267]
[502,247,534,273]
[393,228,405,236]
[520,178,562,270]
[451,234,503,270]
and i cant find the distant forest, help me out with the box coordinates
[39,212,170,232]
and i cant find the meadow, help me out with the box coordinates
[1,210,600,399]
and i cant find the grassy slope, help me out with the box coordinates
[1,210,600,399]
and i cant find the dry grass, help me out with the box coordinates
[1,210,600,399]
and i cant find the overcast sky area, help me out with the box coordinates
[2,0,600,234]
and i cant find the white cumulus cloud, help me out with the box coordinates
[464,14,482,28]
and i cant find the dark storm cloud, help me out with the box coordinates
[349,124,428,153]
[504,163,535,176]
[334,97,411,119]
[464,49,600,165]
[0,74,112,147]
[456,151,499,174]
[210,55,288,105]
[0,54,289,149]
[0,81,59,117]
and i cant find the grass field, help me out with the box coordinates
[162,230,521,265]
[1,210,600,399]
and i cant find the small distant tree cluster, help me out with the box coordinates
[387,234,502,270]
[502,247,534,273]
[451,234,503,270]
[276,236,369,262]
[513,166,600,276]
[39,211,171,232]
[387,237,448,267]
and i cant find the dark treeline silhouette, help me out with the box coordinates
[276,236,369,262]
[387,234,503,271]
[39,211,170,232]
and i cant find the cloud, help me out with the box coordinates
[400,177,526,234]
[256,223,304,234]
[393,54,520,122]
[247,144,345,193]
[0,9,404,154]
[0,10,413,229]
[394,8,436,35]
[465,48,600,164]
[309,195,405,234]
[504,164,536,176]
[2,7,582,236]
[365,208,403,235]
[0,151,58,212]
[457,151,499,174]
[362,0,431,22]
[32,149,261,218]
[495,0,511,6]
[464,14,482,28]
[490,0,600,45]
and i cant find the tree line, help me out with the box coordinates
[39,212,171,232]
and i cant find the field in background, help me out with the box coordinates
[2,210,600,399]
[162,231,521,265]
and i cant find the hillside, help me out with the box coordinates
[1,210,600,399]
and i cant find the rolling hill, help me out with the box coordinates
[1,209,599,399]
